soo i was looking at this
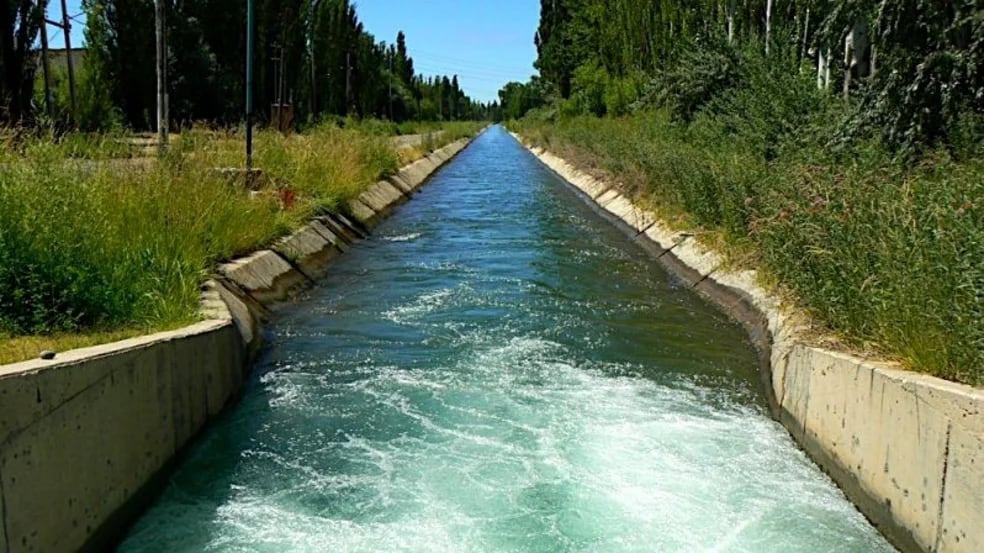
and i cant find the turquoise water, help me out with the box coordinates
[118,127,894,552]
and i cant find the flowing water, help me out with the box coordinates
[119,127,894,552]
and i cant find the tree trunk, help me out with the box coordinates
[843,19,871,99]
[800,8,811,72]
[727,0,736,44]
[817,43,830,90]
[765,0,774,55]
[0,0,40,124]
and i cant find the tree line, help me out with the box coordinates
[0,0,495,130]
[499,0,982,153]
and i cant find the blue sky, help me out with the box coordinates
[49,0,540,103]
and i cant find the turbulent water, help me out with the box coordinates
[119,127,894,552]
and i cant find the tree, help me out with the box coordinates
[1,1,43,123]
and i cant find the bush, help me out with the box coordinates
[648,39,741,122]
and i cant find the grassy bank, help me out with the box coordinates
[0,122,480,364]
[515,113,983,385]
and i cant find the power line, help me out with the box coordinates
[409,48,535,73]
[414,65,534,80]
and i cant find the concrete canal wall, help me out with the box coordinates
[519,138,983,553]
[0,136,475,553]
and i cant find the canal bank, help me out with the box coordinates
[0,135,475,553]
[516,134,983,553]
[118,127,891,552]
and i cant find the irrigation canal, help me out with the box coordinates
[118,127,895,552]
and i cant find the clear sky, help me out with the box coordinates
[48,0,540,103]
[357,0,540,102]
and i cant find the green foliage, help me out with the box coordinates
[507,0,983,388]
[0,1,42,123]
[602,72,644,117]
[75,0,492,131]
[497,78,547,121]
[853,0,984,154]
[0,143,281,334]
[517,112,984,384]
[34,62,123,132]
[517,0,983,157]
[0,123,470,338]
[648,40,742,122]
[701,38,835,160]
[569,61,609,116]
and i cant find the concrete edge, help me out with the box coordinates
[0,128,485,553]
[348,137,473,227]
[516,133,984,553]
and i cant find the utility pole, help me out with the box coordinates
[38,2,54,121]
[309,1,318,116]
[345,51,351,115]
[246,0,255,172]
[155,0,168,154]
[42,0,77,124]
[59,0,76,121]
[388,55,393,120]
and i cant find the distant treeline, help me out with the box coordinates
[499,0,982,153]
[0,0,495,130]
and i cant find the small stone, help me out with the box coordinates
[40,350,56,360]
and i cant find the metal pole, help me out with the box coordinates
[246,0,255,171]
[59,0,76,124]
[345,51,351,115]
[38,2,54,121]
[309,0,318,116]
[155,0,168,154]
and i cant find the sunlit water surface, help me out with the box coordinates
[119,127,894,552]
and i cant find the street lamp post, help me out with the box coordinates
[246,0,255,173]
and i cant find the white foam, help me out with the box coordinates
[382,232,422,242]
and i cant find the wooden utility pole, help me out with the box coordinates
[155,0,168,154]
[42,0,77,123]
[38,2,54,120]
[59,0,76,120]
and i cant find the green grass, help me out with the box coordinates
[514,113,984,385]
[0,121,481,363]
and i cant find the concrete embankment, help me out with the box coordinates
[518,137,983,553]
[0,136,475,553]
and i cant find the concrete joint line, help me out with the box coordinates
[271,249,317,286]
[690,267,719,289]
[308,225,345,250]
[800,366,812,438]
[655,240,683,259]
[934,422,953,552]
[0,346,150,451]
[633,221,658,237]
[776,350,792,410]
[0,461,9,553]
[591,187,612,200]
[214,275,269,320]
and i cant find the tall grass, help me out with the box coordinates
[515,113,984,385]
[0,122,477,359]
[0,140,285,336]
